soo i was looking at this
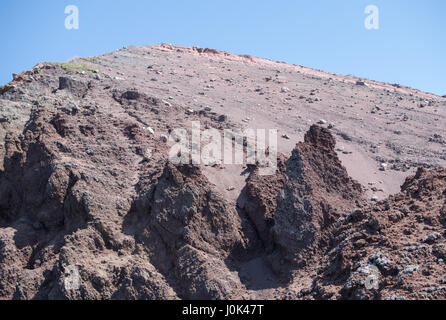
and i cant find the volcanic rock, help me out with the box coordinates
[0,44,445,300]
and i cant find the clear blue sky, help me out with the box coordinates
[1,0,445,95]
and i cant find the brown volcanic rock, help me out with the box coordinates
[243,154,287,248]
[240,125,365,282]
[271,126,365,272]
[315,167,446,300]
[124,162,253,299]
[0,45,445,300]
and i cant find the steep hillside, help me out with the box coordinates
[0,44,445,300]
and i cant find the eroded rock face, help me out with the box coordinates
[273,126,365,267]
[124,162,252,299]
[314,167,446,300]
[243,154,287,250]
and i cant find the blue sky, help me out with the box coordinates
[1,0,445,95]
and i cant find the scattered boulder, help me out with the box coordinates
[58,76,89,97]
[160,134,168,143]
[422,232,441,244]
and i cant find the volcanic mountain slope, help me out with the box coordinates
[314,167,446,300]
[0,44,445,300]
